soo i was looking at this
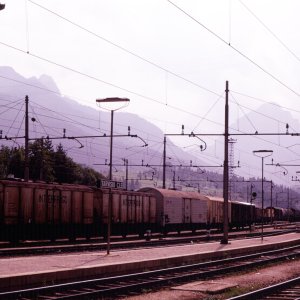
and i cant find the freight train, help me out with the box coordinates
[0,179,297,242]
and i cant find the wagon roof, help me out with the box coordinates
[265,206,284,210]
[231,200,255,206]
[0,180,93,191]
[138,187,209,200]
[206,196,224,202]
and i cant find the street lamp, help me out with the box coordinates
[253,149,273,241]
[96,97,130,254]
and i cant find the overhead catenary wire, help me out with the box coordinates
[1,1,298,133]
[4,94,300,171]
[27,0,220,98]
[231,90,300,119]
[4,94,300,158]
[26,0,300,129]
[230,92,258,132]
[2,71,300,141]
[0,42,228,131]
[192,92,224,132]
[1,3,300,186]
[167,0,300,99]
[0,99,24,116]
[4,75,300,167]
[239,0,300,64]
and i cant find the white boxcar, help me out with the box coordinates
[139,188,209,233]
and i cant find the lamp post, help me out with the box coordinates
[96,97,130,254]
[253,150,273,241]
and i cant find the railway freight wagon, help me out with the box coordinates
[265,207,284,223]
[230,201,255,229]
[282,208,294,221]
[206,197,255,230]
[291,208,300,221]
[207,196,231,229]
[139,188,209,233]
[93,188,156,237]
[0,180,94,242]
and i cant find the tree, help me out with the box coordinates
[29,138,55,182]
[0,146,11,178]
[0,146,24,178]
[0,142,104,185]
[77,165,104,186]
[53,143,77,183]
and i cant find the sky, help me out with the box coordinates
[1,0,300,189]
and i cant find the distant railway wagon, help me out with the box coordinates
[281,207,295,221]
[265,207,284,222]
[0,179,298,242]
[254,206,299,224]
[291,208,300,221]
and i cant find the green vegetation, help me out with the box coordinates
[0,140,104,185]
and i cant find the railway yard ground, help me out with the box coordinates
[0,227,300,299]
[122,258,300,300]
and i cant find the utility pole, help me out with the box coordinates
[172,170,176,190]
[270,180,273,223]
[39,138,44,181]
[163,136,166,189]
[221,81,229,244]
[24,95,29,182]
[288,188,290,222]
[123,158,128,190]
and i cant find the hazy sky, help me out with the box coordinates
[1,0,300,186]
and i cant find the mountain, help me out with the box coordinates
[0,66,206,189]
[2,66,300,205]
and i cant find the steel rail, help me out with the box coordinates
[0,228,294,257]
[228,276,300,300]
[1,244,300,299]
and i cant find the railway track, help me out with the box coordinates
[1,222,292,249]
[228,276,300,300]
[0,228,294,257]
[1,244,300,299]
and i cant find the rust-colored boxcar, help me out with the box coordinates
[0,180,94,241]
[93,188,156,237]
